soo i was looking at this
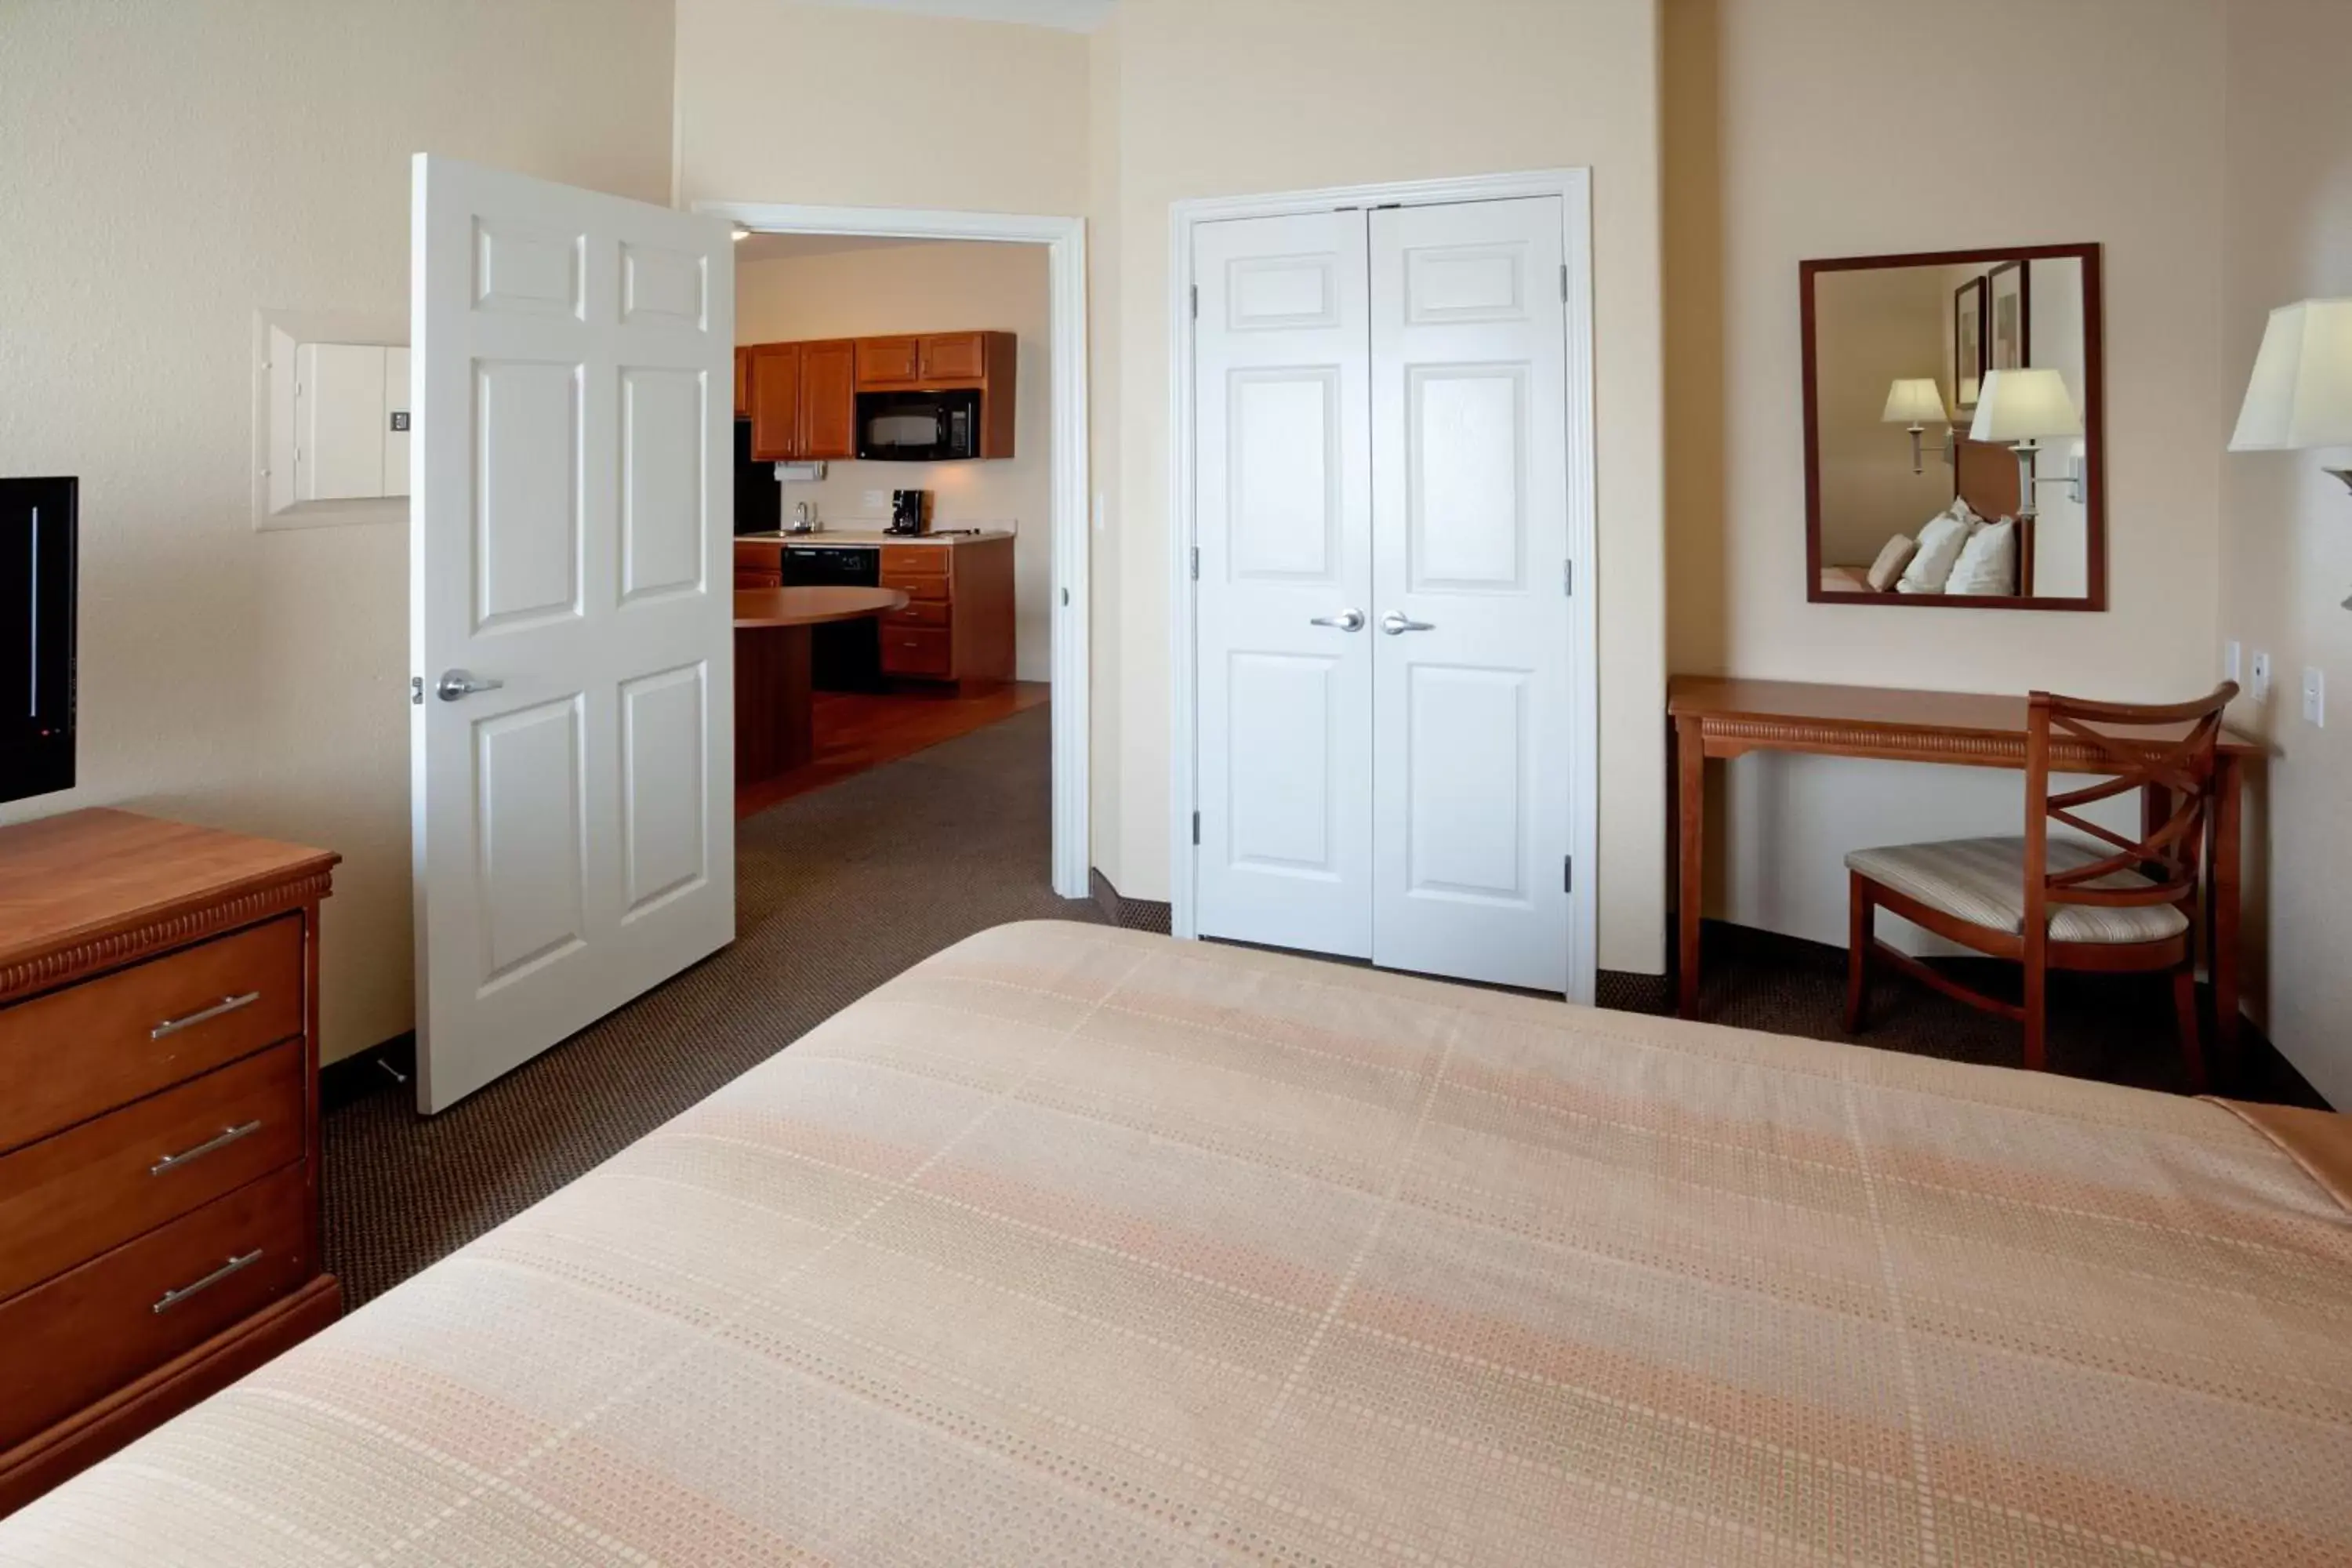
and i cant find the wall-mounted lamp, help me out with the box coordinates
[1882,379,1951,474]
[2229,296,2352,491]
[1969,368,2084,518]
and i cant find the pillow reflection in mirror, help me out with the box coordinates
[1866,535,1918,592]
[1946,516,2018,596]
[1896,508,1976,593]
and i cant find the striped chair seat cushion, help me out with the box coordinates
[1847,835,2191,944]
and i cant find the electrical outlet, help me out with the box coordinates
[2303,666,2325,728]
[2251,650,2273,703]
[2223,640,2242,684]
[862,490,887,513]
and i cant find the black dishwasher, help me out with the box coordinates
[782,546,882,691]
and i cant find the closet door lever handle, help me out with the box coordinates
[1309,609,1366,632]
[1379,612,1435,635]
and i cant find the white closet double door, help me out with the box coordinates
[1194,195,1581,993]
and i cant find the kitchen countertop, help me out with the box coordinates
[735,528,1013,546]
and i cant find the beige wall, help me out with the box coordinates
[672,0,1090,216]
[0,0,675,1062]
[735,242,1055,679]
[1665,0,2230,955]
[1098,0,1668,971]
[2219,0,2352,1108]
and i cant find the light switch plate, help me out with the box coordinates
[2223,640,2242,684]
[863,490,887,513]
[2303,666,2325,727]
[2251,650,2273,703]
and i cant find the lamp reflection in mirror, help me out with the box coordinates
[1882,378,1950,474]
[1969,368,2083,520]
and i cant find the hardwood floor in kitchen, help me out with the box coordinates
[734,681,1051,818]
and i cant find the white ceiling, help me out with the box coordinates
[787,0,1115,32]
[735,233,943,263]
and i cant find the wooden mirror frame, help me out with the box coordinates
[1800,243,2106,611]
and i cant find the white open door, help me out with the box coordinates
[410,155,734,1112]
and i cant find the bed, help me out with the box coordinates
[2,921,2347,1566]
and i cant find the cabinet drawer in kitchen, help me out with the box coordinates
[0,916,304,1153]
[884,601,951,630]
[883,574,952,604]
[881,627,954,677]
[0,1163,309,1451]
[878,545,949,579]
[0,1040,307,1301]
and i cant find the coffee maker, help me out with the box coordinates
[887,489,931,536]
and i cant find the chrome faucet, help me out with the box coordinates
[786,500,817,535]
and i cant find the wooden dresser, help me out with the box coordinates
[0,810,341,1515]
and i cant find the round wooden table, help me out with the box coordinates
[734,586,909,785]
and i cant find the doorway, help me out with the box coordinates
[698,201,1089,901]
[1167,171,1599,1001]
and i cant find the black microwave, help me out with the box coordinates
[855,389,981,462]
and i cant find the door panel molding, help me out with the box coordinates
[1169,169,1598,1003]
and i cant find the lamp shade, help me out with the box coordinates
[1882,378,1947,424]
[1969,368,2082,444]
[2229,297,2352,451]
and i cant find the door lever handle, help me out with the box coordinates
[1309,608,1367,632]
[1379,612,1435,635]
[435,669,505,702]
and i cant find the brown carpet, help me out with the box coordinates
[324,702,2323,1305]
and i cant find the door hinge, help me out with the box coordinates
[1189,546,1200,580]
[1559,263,1570,302]
[1192,811,1201,846]
[410,676,425,706]
[1061,586,1070,607]
[1563,558,1573,597]
[1189,284,1199,320]
[1563,855,1573,894]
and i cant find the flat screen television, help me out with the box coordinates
[0,477,76,805]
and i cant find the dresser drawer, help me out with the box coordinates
[0,917,304,1153]
[0,1041,306,1301]
[881,627,954,677]
[0,1163,309,1450]
[884,600,952,629]
[878,545,949,579]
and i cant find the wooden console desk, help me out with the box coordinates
[1669,677,2259,1053]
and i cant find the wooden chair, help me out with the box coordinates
[1843,683,2237,1089]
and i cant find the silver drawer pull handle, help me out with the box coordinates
[1379,612,1436,636]
[151,1250,263,1314]
[150,1121,263,1177]
[151,992,261,1040]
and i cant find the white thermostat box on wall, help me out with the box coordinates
[252,309,410,530]
[293,343,410,501]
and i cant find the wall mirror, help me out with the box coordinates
[1801,244,2104,609]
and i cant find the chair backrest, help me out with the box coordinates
[2022,683,2238,940]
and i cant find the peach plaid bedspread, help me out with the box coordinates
[5,921,2348,1566]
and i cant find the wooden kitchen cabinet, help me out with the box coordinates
[918,332,987,383]
[744,339,855,461]
[876,536,1015,689]
[797,339,856,460]
[746,343,800,462]
[855,336,921,388]
[733,347,750,419]
[733,540,784,590]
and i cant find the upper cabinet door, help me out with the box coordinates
[748,342,800,460]
[919,332,986,383]
[798,339,857,459]
[734,347,750,419]
[856,336,920,388]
